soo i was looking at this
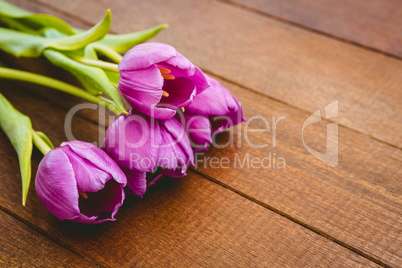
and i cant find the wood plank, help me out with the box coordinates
[26,0,402,148]
[0,88,379,267]
[192,78,402,267]
[222,0,402,58]
[0,210,97,267]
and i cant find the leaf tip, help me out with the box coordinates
[22,194,27,206]
[22,180,30,206]
[106,9,112,18]
[103,9,112,26]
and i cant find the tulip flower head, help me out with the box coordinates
[118,42,210,120]
[104,110,194,196]
[35,141,127,224]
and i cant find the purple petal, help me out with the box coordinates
[121,167,147,197]
[193,66,211,94]
[119,65,178,120]
[104,111,161,172]
[35,149,80,221]
[71,213,111,224]
[150,106,178,120]
[157,117,194,172]
[164,51,195,76]
[185,76,234,116]
[119,65,164,113]
[210,93,246,134]
[183,114,212,151]
[119,42,177,71]
[147,173,164,187]
[185,75,246,133]
[60,146,112,192]
[210,100,246,134]
[62,141,127,186]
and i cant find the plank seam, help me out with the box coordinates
[189,168,391,268]
[218,0,402,61]
[0,204,107,268]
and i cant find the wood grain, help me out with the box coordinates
[0,87,379,267]
[0,209,97,267]
[27,0,402,149]
[192,78,402,266]
[222,0,402,58]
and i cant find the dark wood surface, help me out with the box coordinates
[1,0,401,267]
[223,0,402,58]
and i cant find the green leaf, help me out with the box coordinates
[0,9,111,57]
[84,44,99,60]
[94,24,168,54]
[35,131,54,150]
[0,0,75,35]
[43,49,125,111]
[104,70,119,87]
[0,93,33,205]
[0,0,30,17]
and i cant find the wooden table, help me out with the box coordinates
[1,0,401,267]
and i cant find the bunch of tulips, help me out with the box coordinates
[0,1,244,223]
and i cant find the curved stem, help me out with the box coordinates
[32,130,52,155]
[71,56,119,73]
[0,67,123,115]
[99,95,117,106]
[92,43,123,63]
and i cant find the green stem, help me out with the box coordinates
[0,67,123,115]
[32,130,52,155]
[92,43,123,63]
[72,56,119,73]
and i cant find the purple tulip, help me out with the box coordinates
[118,42,210,120]
[180,75,246,151]
[103,110,194,196]
[35,141,127,224]
[179,114,212,152]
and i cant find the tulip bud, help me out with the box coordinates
[35,141,127,224]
